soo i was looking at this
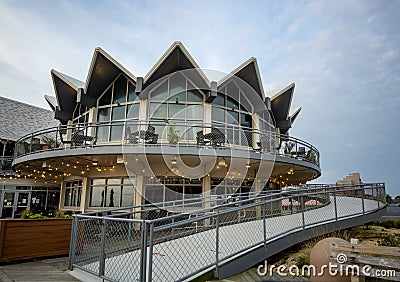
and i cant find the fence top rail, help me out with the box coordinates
[77,183,385,227]
[80,183,384,217]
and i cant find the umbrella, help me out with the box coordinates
[305,199,321,206]
[281,199,300,206]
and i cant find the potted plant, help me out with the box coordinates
[167,126,180,145]
[41,136,57,151]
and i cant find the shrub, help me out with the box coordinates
[295,253,309,268]
[20,208,32,219]
[378,235,399,247]
[376,219,400,229]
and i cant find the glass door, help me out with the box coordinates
[1,192,15,218]
[15,192,30,217]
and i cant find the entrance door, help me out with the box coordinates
[1,192,15,218]
[15,192,30,217]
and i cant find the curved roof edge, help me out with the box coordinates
[270,82,295,101]
[143,41,210,88]
[218,57,265,99]
[51,69,84,91]
[51,69,80,114]
[44,95,57,112]
[289,106,302,124]
[85,47,137,91]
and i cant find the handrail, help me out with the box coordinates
[13,120,320,166]
[69,183,386,281]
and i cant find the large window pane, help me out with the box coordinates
[121,185,135,206]
[227,96,239,110]
[98,107,111,122]
[151,80,168,101]
[127,82,137,102]
[90,186,105,207]
[169,73,186,101]
[112,105,125,121]
[212,107,224,123]
[110,124,124,141]
[127,103,140,119]
[99,87,112,106]
[186,105,203,120]
[150,103,167,118]
[106,186,121,207]
[113,75,127,104]
[168,103,185,119]
[187,83,203,102]
[227,110,239,124]
[213,93,225,106]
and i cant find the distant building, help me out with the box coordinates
[336,172,364,197]
[0,96,60,218]
[336,172,362,185]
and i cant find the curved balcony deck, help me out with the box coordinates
[13,121,320,168]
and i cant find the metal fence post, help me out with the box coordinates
[68,215,79,270]
[99,218,107,278]
[376,187,380,209]
[333,191,338,221]
[214,212,220,278]
[147,223,154,282]
[301,195,305,229]
[361,188,365,215]
[262,202,267,246]
[139,221,148,282]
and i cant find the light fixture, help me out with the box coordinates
[245,163,251,168]
[92,161,98,166]
[171,157,177,165]
[218,158,227,167]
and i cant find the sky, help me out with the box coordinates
[0,0,399,196]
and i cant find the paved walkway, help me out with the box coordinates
[0,256,79,282]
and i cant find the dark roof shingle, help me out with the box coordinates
[0,96,58,141]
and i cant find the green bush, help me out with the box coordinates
[376,219,400,229]
[378,235,399,247]
[295,253,309,268]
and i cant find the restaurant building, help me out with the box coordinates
[12,42,321,213]
[0,96,60,217]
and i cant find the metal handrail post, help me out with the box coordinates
[214,212,220,278]
[140,221,148,282]
[301,194,305,229]
[377,187,380,208]
[263,201,267,246]
[147,223,155,282]
[333,190,338,221]
[361,188,365,214]
[99,218,107,277]
[68,215,79,270]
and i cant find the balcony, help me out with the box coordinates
[13,121,320,167]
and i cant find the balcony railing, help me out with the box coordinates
[13,121,320,166]
[0,156,13,173]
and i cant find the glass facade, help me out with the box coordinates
[89,177,135,208]
[96,74,139,142]
[145,177,202,204]
[148,73,204,141]
[64,180,82,207]
[0,185,60,218]
[212,81,254,146]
